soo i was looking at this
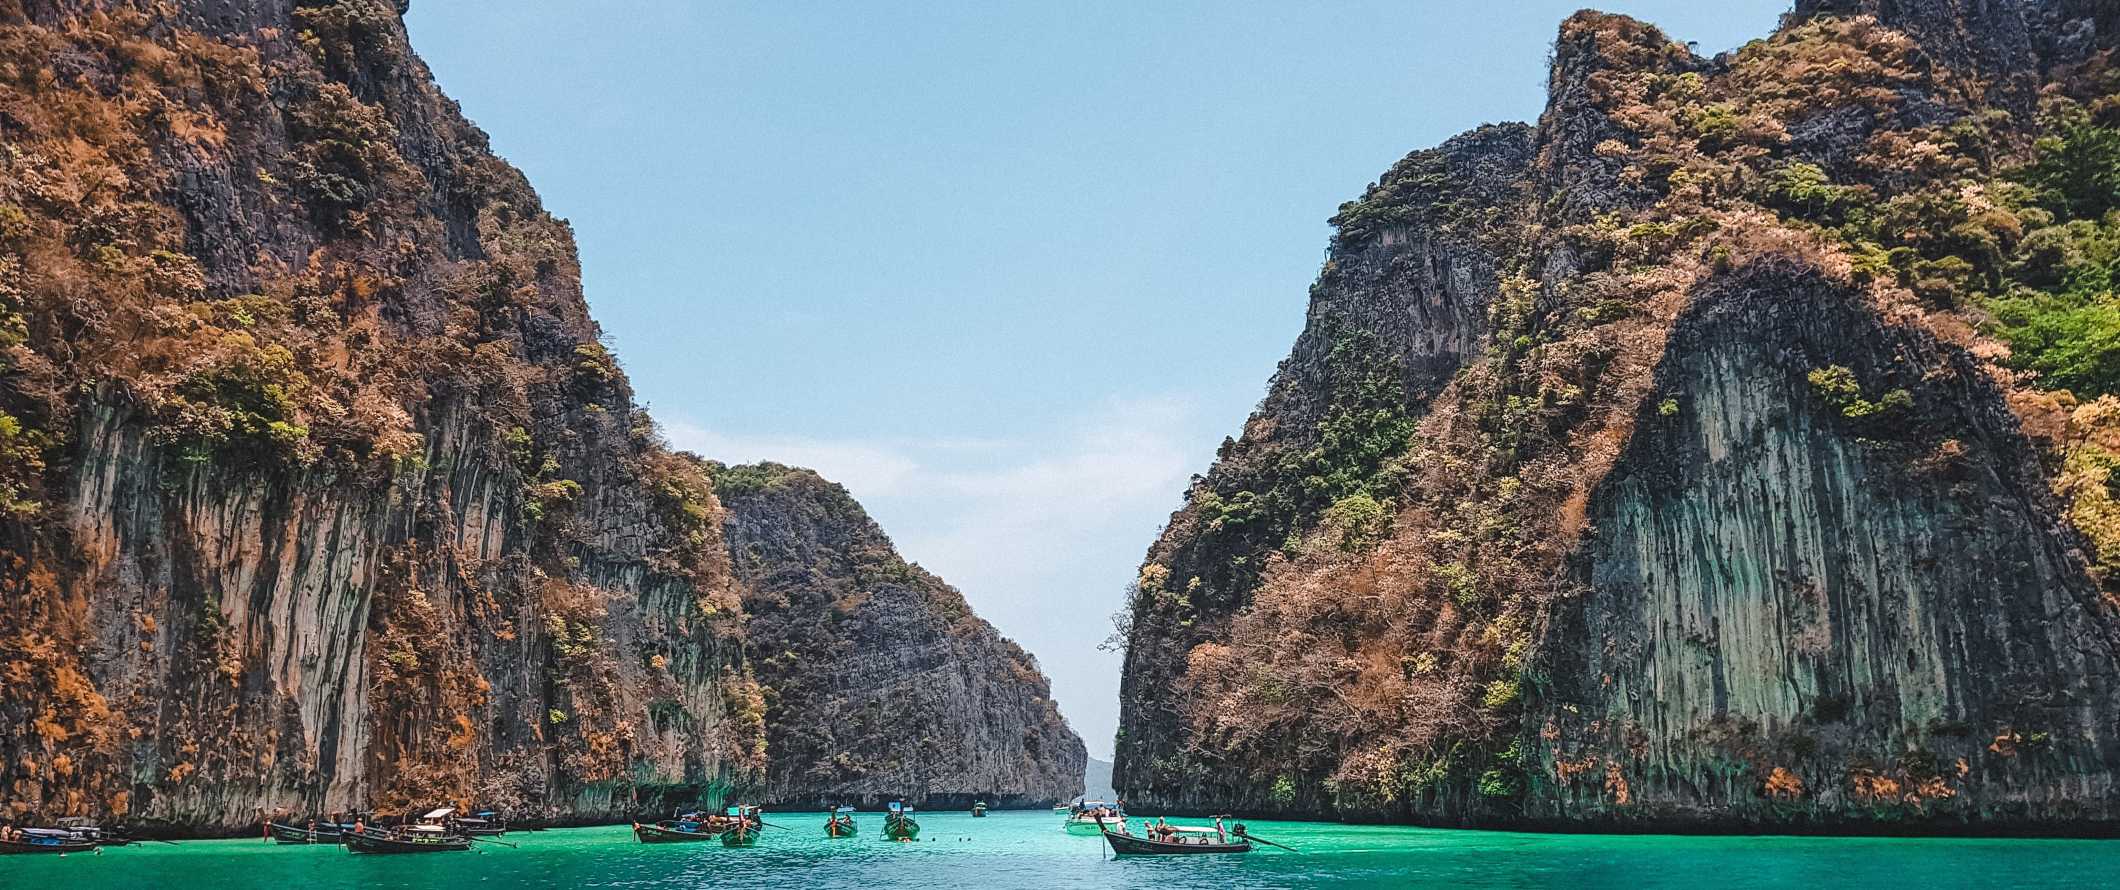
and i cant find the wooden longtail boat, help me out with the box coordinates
[344,827,471,854]
[971,801,988,817]
[633,818,725,843]
[825,807,858,837]
[268,821,353,844]
[57,819,132,847]
[0,829,98,855]
[456,813,507,837]
[882,802,920,840]
[720,820,758,847]
[1097,819,1251,856]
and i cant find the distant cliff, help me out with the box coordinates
[1117,0,2120,833]
[714,463,1084,809]
[1085,756,1115,802]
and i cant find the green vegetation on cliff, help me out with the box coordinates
[1117,2,2120,831]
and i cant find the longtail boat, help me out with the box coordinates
[1097,818,1251,856]
[696,804,762,847]
[268,821,355,844]
[632,813,724,843]
[57,819,132,847]
[344,826,471,854]
[971,801,988,817]
[0,828,98,855]
[882,801,920,841]
[720,820,758,847]
[825,807,858,838]
[456,812,507,837]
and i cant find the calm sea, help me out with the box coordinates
[5,809,2115,888]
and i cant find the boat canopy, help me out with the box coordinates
[420,808,455,820]
[835,806,855,813]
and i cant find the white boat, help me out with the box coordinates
[1062,800,1124,834]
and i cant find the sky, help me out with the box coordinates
[403,0,1789,761]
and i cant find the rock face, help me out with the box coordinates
[1084,756,1115,802]
[714,463,1084,809]
[0,0,767,833]
[1117,1,2120,832]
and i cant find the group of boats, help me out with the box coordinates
[1058,799,1275,855]
[632,800,928,845]
[3,799,1287,859]
[263,807,523,854]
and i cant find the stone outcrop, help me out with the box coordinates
[0,0,767,833]
[715,463,1084,809]
[1116,0,2120,833]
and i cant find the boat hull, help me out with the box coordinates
[720,828,758,847]
[269,823,345,844]
[1100,830,1251,856]
[0,838,97,855]
[882,817,920,840]
[825,819,858,838]
[633,822,724,843]
[345,832,471,854]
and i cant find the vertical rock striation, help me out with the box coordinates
[1117,0,2120,832]
[0,0,768,833]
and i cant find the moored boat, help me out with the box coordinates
[456,812,507,837]
[344,825,471,854]
[633,814,724,843]
[0,828,98,855]
[825,807,858,838]
[268,821,355,844]
[1063,800,1123,834]
[971,801,988,817]
[1098,818,1251,856]
[56,818,133,847]
[882,801,920,841]
[720,818,759,848]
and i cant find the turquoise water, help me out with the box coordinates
[5,810,2118,888]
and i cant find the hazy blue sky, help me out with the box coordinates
[405,0,1788,760]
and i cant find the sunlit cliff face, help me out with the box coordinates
[1116,1,2120,832]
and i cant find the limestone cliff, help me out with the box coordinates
[0,0,767,833]
[713,463,1084,809]
[1117,0,2120,832]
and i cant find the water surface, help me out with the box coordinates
[4,810,2114,888]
